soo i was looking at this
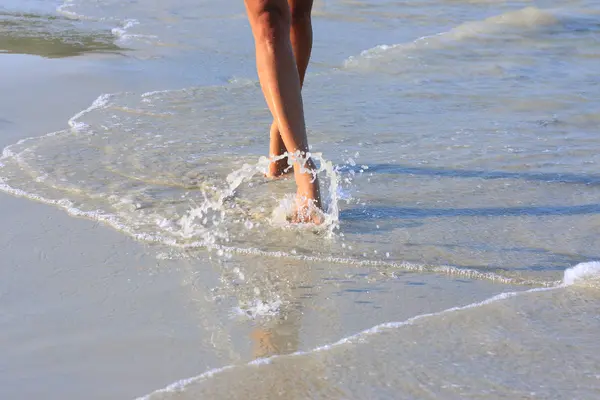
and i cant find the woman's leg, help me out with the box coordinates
[267,0,314,178]
[244,0,322,222]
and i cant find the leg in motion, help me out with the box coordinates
[244,0,322,222]
[267,0,314,178]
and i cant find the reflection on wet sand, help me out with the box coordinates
[0,11,122,58]
[246,263,307,360]
[215,255,314,359]
[174,250,320,362]
[183,253,344,399]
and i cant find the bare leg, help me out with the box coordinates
[245,0,322,222]
[267,0,314,178]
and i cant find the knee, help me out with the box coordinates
[251,3,290,43]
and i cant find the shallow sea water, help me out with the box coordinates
[1,0,600,398]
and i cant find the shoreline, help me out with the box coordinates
[0,54,522,400]
[0,52,226,399]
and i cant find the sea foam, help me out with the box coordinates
[344,7,558,70]
[563,261,600,286]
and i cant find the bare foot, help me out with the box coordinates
[291,157,323,224]
[264,124,323,224]
[265,121,293,179]
[291,195,323,224]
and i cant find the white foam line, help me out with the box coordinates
[0,163,555,287]
[68,93,113,131]
[343,7,559,69]
[0,90,561,289]
[563,261,600,285]
[110,19,157,44]
[134,284,563,400]
[141,79,259,99]
[188,244,560,287]
[0,177,177,245]
[0,170,555,286]
[0,92,178,246]
[343,32,442,67]
[1,93,114,162]
[0,181,556,288]
[141,89,173,98]
[56,0,86,20]
[56,1,150,45]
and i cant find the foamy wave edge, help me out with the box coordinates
[56,1,151,45]
[135,263,600,400]
[0,91,562,289]
[343,6,559,69]
[0,93,175,245]
[56,0,90,20]
[563,261,600,286]
[0,171,553,288]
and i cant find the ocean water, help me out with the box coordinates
[2,0,600,398]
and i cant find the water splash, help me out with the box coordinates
[173,152,341,251]
[563,261,600,287]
